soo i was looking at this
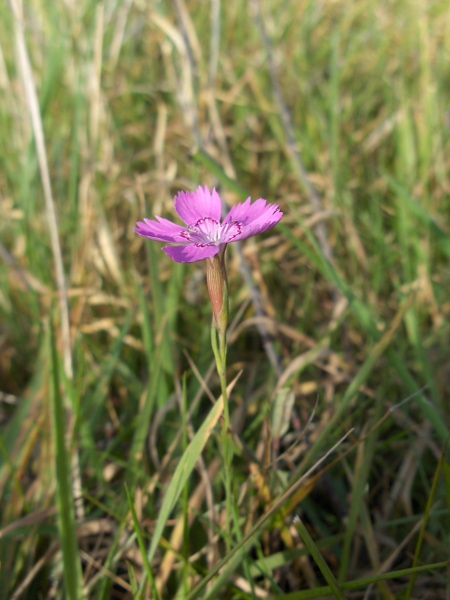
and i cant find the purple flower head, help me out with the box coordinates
[135,186,283,264]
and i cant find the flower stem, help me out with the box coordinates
[211,329,228,423]
[211,318,233,548]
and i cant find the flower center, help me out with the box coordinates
[181,217,242,247]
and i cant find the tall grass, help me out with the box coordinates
[0,0,449,598]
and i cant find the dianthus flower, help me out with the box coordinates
[135,185,283,335]
[135,186,283,264]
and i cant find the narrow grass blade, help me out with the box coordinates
[49,319,84,600]
[444,458,450,512]
[127,563,139,597]
[294,516,345,600]
[13,0,73,380]
[270,561,449,599]
[125,485,160,600]
[405,444,448,600]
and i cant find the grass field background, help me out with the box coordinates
[0,0,449,598]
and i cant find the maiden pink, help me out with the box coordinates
[135,186,283,263]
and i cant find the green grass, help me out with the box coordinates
[1,0,449,598]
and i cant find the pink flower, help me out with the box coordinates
[134,186,283,264]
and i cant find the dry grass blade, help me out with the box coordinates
[9,0,84,522]
[10,0,72,380]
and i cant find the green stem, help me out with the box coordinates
[211,318,233,549]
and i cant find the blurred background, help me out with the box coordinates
[0,0,449,598]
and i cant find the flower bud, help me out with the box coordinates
[206,248,229,335]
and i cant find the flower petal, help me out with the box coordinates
[135,216,189,243]
[224,198,283,241]
[162,243,222,263]
[224,198,265,225]
[174,186,222,225]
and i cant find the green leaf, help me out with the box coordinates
[145,392,225,565]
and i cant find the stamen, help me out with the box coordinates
[185,217,243,247]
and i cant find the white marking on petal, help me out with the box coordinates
[185,217,243,247]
